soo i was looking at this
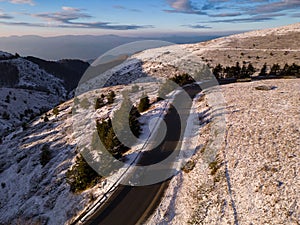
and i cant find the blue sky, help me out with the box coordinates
[0,0,299,37]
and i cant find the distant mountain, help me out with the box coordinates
[0,34,224,61]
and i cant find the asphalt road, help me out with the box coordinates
[84,84,202,225]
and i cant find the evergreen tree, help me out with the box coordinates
[269,63,281,76]
[44,115,49,122]
[95,97,105,110]
[241,65,248,79]
[259,63,268,77]
[213,64,223,79]
[107,91,116,104]
[234,62,241,78]
[66,154,101,193]
[138,95,150,112]
[40,145,51,167]
[247,63,255,77]
[52,107,59,117]
[281,63,289,76]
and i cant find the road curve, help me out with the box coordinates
[83,84,202,225]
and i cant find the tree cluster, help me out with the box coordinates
[66,154,101,193]
[267,63,300,77]
[213,62,255,79]
[157,73,195,101]
[170,73,195,86]
[95,95,141,158]
[95,91,116,110]
[212,62,300,80]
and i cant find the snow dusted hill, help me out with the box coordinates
[0,51,67,136]
[0,23,299,225]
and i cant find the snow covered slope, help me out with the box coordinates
[0,52,67,136]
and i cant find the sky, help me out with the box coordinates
[0,0,299,37]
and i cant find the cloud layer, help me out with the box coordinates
[165,0,300,22]
[1,7,151,30]
[164,0,205,14]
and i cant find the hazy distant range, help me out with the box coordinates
[0,34,232,61]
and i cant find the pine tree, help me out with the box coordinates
[138,95,150,112]
[52,107,59,117]
[107,91,116,104]
[66,154,101,193]
[247,63,255,77]
[213,64,223,79]
[40,145,51,167]
[95,97,105,110]
[234,62,241,78]
[259,63,268,77]
[269,63,281,76]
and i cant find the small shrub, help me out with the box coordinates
[4,95,10,103]
[22,122,27,130]
[44,115,49,122]
[2,111,10,120]
[182,160,195,173]
[40,145,51,167]
[209,160,220,176]
[52,107,59,117]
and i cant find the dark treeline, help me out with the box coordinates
[212,62,300,80]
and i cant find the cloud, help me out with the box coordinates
[9,0,34,5]
[206,14,280,23]
[291,13,300,17]
[34,7,92,24]
[61,7,81,12]
[249,0,300,14]
[182,24,212,29]
[164,0,206,15]
[209,12,242,17]
[0,10,13,19]
[200,0,298,23]
[1,7,152,30]
[113,5,141,12]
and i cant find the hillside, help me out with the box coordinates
[183,22,300,70]
[25,57,89,91]
[0,23,299,225]
[0,52,67,136]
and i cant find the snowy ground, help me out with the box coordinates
[145,79,299,225]
[0,55,67,136]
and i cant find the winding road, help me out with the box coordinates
[83,84,202,225]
